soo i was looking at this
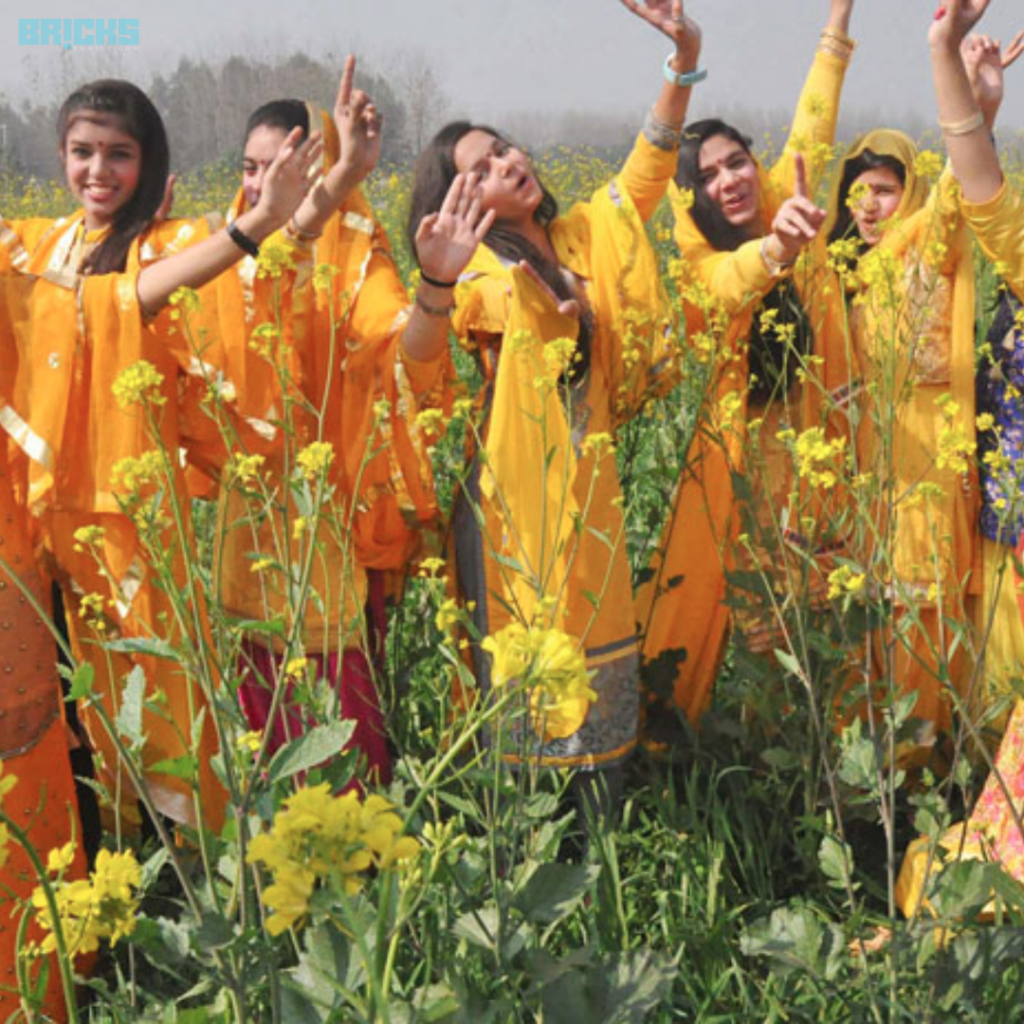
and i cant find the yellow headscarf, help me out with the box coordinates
[825,129,930,240]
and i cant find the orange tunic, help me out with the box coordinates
[0,212,226,832]
[0,276,86,1017]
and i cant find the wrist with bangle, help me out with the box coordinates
[662,53,707,89]
[819,27,856,60]
[760,236,795,277]
[415,270,458,318]
[227,221,261,258]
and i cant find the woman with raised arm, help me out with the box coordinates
[0,79,320,840]
[187,59,491,785]
[638,0,857,733]
[896,0,1024,915]
[824,25,1024,762]
[405,0,701,816]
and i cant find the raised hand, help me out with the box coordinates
[255,126,323,230]
[827,0,856,37]
[617,0,701,60]
[414,173,496,286]
[963,30,1024,127]
[768,153,826,266]
[334,54,383,187]
[930,0,992,53]
[155,173,176,222]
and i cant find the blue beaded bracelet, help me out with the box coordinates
[663,54,708,89]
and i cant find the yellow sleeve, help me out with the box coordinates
[963,180,1024,300]
[617,131,680,224]
[679,234,777,319]
[451,274,512,341]
[770,41,854,199]
[884,165,962,273]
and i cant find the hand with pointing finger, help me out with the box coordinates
[766,153,826,267]
[334,54,383,188]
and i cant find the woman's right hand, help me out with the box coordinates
[766,153,826,266]
[252,126,323,231]
[414,173,496,285]
[930,0,991,54]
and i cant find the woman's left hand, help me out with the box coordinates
[618,0,701,59]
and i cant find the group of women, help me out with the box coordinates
[3,0,1024,1008]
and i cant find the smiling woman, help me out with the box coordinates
[406,0,703,827]
[638,0,858,732]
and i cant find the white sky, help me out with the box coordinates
[2,0,1024,135]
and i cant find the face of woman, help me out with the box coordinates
[697,134,762,231]
[242,125,289,209]
[62,116,142,231]
[848,167,905,247]
[452,129,543,227]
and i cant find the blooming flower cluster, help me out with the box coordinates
[29,847,141,959]
[247,785,420,936]
[296,441,335,480]
[481,622,596,738]
[111,360,166,410]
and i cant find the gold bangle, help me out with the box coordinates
[760,237,794,278]
[285,215,321,243]
[940,110,986,137]
[415,293,454,318]
[820,27,855,47]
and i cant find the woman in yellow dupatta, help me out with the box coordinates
[405,0,702,811]
[0,79,319,837]
[638,0,858,731]
[200,59,482,783]
[825,25,1024,764]
[896,0,1024,917]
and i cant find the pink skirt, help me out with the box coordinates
[237,571,391,785]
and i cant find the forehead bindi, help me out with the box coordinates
[65,116,136,150]
[698,136,748,174]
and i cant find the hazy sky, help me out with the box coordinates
[3,1,1024,135]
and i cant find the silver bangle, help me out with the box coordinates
[643,109,683,152]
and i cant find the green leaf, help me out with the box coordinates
[149,755,199,780]
[515,862,600,925]
[453,906,500,950]
[773,648,805,679]
[116,664,147,747]
[266,720,356,785]
[67,662,94,700]
[229,615,287,637]
[104,636,179,661]
[818,834,857,892]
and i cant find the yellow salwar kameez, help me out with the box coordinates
[0,213,227,832]
[451,132,679,768]
[841,136,985,744]
[638,39,856,726]
[897,180,1024,915]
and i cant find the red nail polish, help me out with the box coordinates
[934,5,947,19]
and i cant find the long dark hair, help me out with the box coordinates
[244,99,309,143]
[676,119,758,252]
[827,148,907,248]
[58,80,169,275]
[407,121,592,380]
